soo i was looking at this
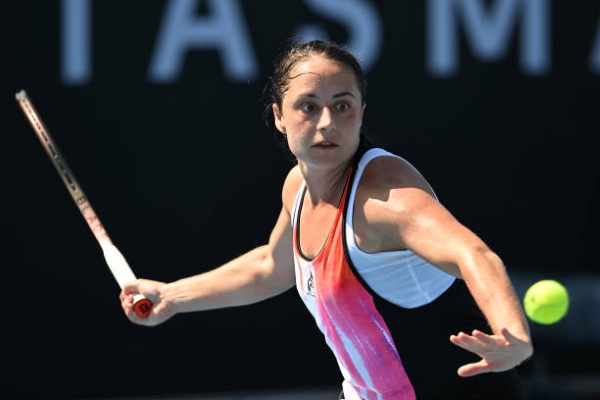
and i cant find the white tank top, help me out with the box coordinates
[344,148,455,308]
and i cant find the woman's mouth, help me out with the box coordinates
[314,141,338,148]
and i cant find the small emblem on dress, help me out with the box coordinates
[306,271,315,297]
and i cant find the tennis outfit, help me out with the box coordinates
[291,148,526,399]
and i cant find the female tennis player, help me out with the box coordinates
[120,40,533,399]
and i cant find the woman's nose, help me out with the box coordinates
[317,107,334,130]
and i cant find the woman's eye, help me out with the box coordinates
[301,103,315,112]
[337,102,350,111]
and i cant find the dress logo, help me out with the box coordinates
[306,271,315,297]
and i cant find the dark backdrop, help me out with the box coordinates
[1,1,598,398]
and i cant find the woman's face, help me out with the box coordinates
[273,55,365,171]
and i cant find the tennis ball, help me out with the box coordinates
[523,279,569,325]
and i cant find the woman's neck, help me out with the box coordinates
[300,162,352,206]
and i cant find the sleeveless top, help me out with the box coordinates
[291,148,525,399]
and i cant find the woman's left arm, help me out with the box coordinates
[359,158,533,375]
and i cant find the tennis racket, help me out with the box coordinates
[15,90,152,318]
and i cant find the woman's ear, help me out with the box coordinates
[272,103,285,133]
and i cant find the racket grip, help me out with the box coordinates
[132,294,153,318]
[103,244,152,318]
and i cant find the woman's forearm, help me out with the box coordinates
[461,249,531,341]
[160,245,293,314]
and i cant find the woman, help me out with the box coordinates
[120,40,533,399]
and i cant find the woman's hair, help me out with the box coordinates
[261,39,367,130]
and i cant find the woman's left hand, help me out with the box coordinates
[450,328,533,376]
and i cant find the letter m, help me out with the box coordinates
[427,0,550,77]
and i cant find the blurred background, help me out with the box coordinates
[1,1,598,399]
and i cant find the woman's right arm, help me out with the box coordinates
[120,168,301,326]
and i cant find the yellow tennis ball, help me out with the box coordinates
[523,279,569,325]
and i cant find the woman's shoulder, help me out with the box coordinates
[360,151,425,184]
[357,150,435,198]
[281,165,304,211]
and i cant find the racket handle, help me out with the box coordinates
[103,244,152,318]
[132,294,153,318]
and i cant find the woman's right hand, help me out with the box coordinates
[120,279,175,326]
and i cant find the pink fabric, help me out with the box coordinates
[293,171,416,399]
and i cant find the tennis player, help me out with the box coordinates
[121,40,533,399]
